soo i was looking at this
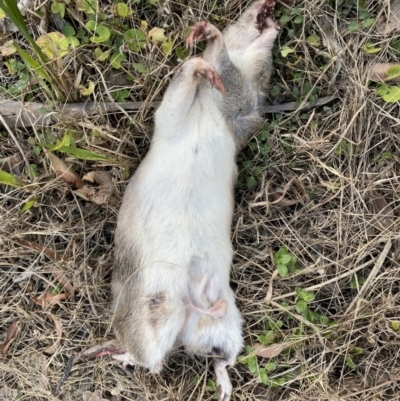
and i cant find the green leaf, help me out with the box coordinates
[14,45,50,82]
[94,47,110,61]
[281,46,294,57]
[86,21,110,43]
[55,146,112,161]
[62,25,75,37]
[295,287,303,296]
[386,65,400,81]
[293,15,303,24]
[279,15,290,24]
[352,347,364,355]
[237,355,249,364]
[375,83,389,96]
[175,46,188,60]
[77,0,98,14]
[300,290,315,303]
[247,176,256,189]
[67,36,79,48]
[162,39,173,55]
[265,362,276,372]
[21,198,37,212]
[125,29,146,52]
[116,2,130,17]
[277,264,288,278]
[110,51,125,69]
[347,21,359,32]
[307,35,320,47]
[257,331,275,346]
[52,132,71,150]
[133,63,147,73]
[26,163,40,179]
[0,170,25,188]
[78,81,95,96]
[113,89,130,102]
[279,254,292,264]
[207,379,217,390]
[362,18,374,28]
[296,300,307,313]
[259,368,268,385]
[382,86,400,102]
[51,2,65,18]
[390,321,400,331]
[36,32,70,59]
[345,356,356,369]
[248,357,257,373]
[363,43,380,54]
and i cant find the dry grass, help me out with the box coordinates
[1,0,400,400]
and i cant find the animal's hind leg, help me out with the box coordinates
[243,0,278,55]
[186,21,225,65]
[256,0,278,33]
[214,358,233,401]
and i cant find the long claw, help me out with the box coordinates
[186,21,208,48]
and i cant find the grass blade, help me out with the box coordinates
[0,0,48,62]
[0,170,26,188]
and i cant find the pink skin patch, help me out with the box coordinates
[188,298,228,319]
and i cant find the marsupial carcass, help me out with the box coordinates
[111,2,278,399]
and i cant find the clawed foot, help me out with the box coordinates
[190,59,225,95]
[186,21,220,48]
[111,351,136,368]
[257,0,279,32]
[80,339,123,359]
[214,358,233,401]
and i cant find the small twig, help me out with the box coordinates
[269,354,319,379]
[0,114,29,168]
[53,339,121,395]
[0,95,338,128]
[344,240,392,315]
[52,353,75,396]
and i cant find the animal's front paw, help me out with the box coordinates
[186,21,220,48]
[186,58,225,95]
[257,0,279,32]
[196,62,225,95]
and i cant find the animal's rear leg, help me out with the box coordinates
[186,21,225,65]
[253,0,279,48]
[214,358,233,401]
[257,0,278,32]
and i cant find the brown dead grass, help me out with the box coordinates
[1,0,400,400]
